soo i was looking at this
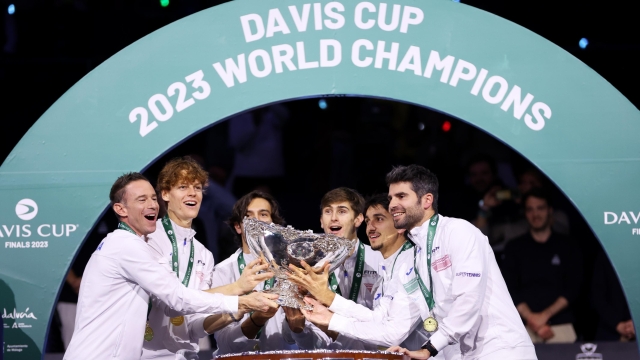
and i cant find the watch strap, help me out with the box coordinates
[421,340,439,357]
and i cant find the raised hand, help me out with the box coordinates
[235,258,274,294]
[299,296,333,327]
[288,261,335,306]
[238,291,279,313]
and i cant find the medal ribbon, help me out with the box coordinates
[118,222,138,236]
[329,242,365,302]
[237,252,276,291]
[413,214,439,311]
[381,241,414,297]
[161,216,194,286]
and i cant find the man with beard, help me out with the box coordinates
[142,158,277,360]
[385,165,537,360]
[292,194,460,358]
[64,173,278,360]
[212,191,331,354]
[502,189,582,343]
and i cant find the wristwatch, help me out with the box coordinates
[421,341,439,357]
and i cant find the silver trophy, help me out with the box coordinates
[243,217,356,309]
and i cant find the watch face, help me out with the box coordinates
[423,317,438,332]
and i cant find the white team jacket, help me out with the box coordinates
[401,215,537,360]
[63,229,238,360]
[211,249,331,355]
[142,219,216,360]
[324,239,382,350]
[327,243,461,359]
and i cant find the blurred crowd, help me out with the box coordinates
[47,98,633,352]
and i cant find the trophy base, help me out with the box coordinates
[266,278,312,310]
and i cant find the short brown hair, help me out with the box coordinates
[156,156,209,194]
[320,187,365,216]
[227,191,285,248]
[109,172,150,217]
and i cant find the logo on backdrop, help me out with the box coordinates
[603,211,640,235]
[2,308,37,330]
[15,199,38,221]
[576,343,602,360]
[1,199,79,245]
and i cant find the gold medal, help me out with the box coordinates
[144,322,154,341]
[423,317,438,332]
[170,316,184,326]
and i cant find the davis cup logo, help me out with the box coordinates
[15,199,38,221]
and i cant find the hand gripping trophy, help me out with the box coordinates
[243,217,355,309]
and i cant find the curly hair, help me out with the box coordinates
[227,191,285,248]
[156,156,209,194]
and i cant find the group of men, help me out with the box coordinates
[63,157,538,360]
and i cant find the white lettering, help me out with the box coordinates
[320,39,342,67]
[2,225,15,237]
[212,54,247,88]
[355,2,376,30]
[633,228,640,235]
[66,224,77,237]
[352,39,374,67]
[500,86,535,120]
[266,9,291,38]
[272,44,296,73]
[424,50,454,83]
[240,14,264,43]
[2,308,37,320]
[296,41,319,69]
[22,225,31,237]
[630,212,640,224]
[604,212,618,224]
[38,224,51,237]
[397,46,422,75]
[619,212,631,225]
[374,41,399,70]
[52,224,65,237]
[324,2,345,30]
[524,101,550,131]
[288,4,311,32]
[449,59,477,87]
[482,75,509,104]
[471,68,488,95]
[248,49,273,78]
[313,3,323,30]
[378,3,401,31]
[400,6,423,33]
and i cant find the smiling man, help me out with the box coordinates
[64,173,277,360]
[142,158,277,360]
[385,165,536,360]
[293,194,461,356]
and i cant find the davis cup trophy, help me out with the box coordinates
[243,217,355,308]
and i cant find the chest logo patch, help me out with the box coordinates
[432,255,452,272]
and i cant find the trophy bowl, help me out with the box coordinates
[243,217,356,309]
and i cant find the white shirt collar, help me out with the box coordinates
[169,218,196,242]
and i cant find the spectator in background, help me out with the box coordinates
[503,189,582,343]
[452,154,519,245]
[490,168,570,253]
[227,104,289,197]
[591,251,635,341]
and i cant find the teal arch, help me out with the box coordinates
[1,0,639,356]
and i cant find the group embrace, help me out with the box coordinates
[63,158,537,360]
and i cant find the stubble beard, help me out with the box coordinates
[394,204,425,231]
